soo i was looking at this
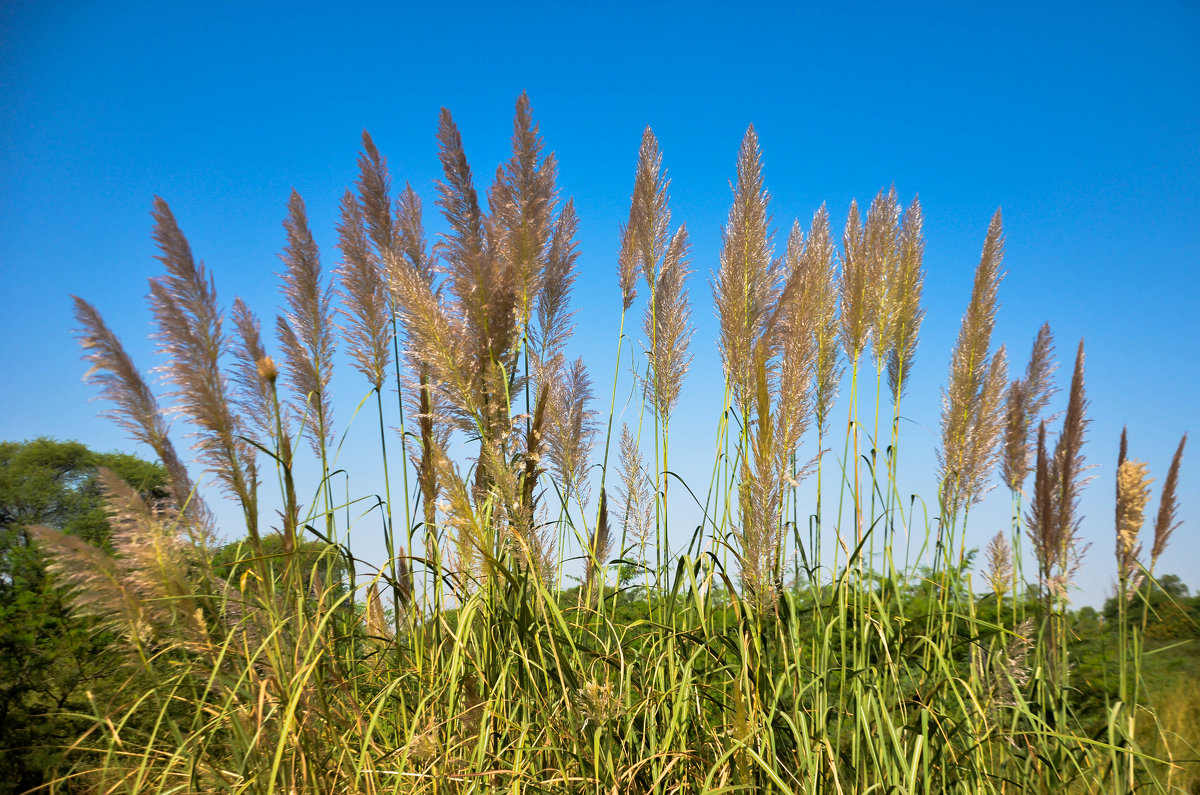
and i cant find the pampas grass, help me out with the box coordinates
[277,191,337,460]
[1152,433,1187,566]
[938,210,1008,521]
[41,97,1193,795]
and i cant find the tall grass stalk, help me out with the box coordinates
[37,97,1191,795]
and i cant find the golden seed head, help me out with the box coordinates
[256,355,278,385]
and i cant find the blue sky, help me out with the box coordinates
[2,0,1197,605]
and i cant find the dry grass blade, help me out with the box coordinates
[337,189,393,390]
[277,190,337,457]
[714,125,777,415]
[1151,433,1186,566]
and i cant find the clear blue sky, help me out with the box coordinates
[2,0,1197,605]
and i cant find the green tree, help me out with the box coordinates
[0,438,168,795]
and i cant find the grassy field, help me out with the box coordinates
[26,95,1196,793]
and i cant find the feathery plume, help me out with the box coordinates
[838,200,871,363]
[1027,421,1056,582]
[546,357,599,506]
[336,189,393,391]
[387,244,478,424]
[887,196,925,400]
[437,451,487,587]
[963,346,1009,506]
[773,221,818,456]
[1002,324,1058,493]
[435,108,495,362]
[938,210,1007,518]
[617,220,638,312]
[357,131,397,256]
[396,183,434,280]
[806,206,842,441]
[738,354,786,612]
[985,530,1014,598]
[1115,425,1128,538]
[147,198,256,529]
[1001,380,1029,494]
[1024,323,1057,421]
[386,182,450,527]
[1053,341,1090,554]
[493,92,558,329]
[582,490,613,606]
[617,425,652,552]
[1115,457,1152,585]
[365,582,393,641]
[1151,433,1187,566]
[642,225,695,420]
[714,125,777,415]
[1027,342,1090,599]
[30,524,147,640]
[517,381,550,539]
[277,190,336,457]
[30,468,206,648]
[396,545,414,607]
[536,198,580,359]
[230,298,283,447]
[865,187,901,373]
[629,127,671,290]
[72,297,209,532]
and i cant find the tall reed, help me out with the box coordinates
[36,97,1190,795]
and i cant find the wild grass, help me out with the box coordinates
[30,94,1194,793]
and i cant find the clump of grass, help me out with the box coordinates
[37,95,1192,794]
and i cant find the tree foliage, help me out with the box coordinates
[0,438,167,795]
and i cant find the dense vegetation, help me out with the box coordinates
[12,95,1196,792]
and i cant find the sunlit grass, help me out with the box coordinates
[31,94,1192,793]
